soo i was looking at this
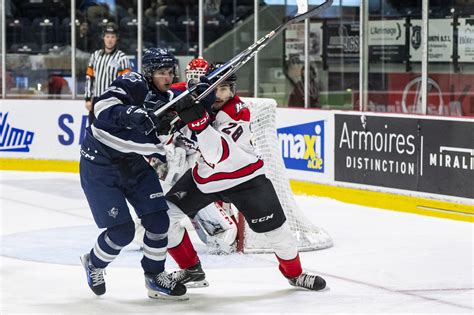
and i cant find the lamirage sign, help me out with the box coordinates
[368,20,406,62]
[335,114,473,199]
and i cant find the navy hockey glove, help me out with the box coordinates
[120,106,157,135]
[189,76,216,112]
[155,110,178,136]
[174,93,196,112]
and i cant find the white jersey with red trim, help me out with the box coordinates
[191,95,265,193]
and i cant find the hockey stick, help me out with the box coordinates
[153,0,333,117]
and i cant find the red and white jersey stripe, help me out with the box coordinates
[192,95,265,193]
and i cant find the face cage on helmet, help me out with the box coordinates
[186,69,207,82]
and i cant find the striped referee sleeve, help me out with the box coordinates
[118,53,132,76]
[84,52,96,101]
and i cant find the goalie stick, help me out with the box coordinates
[153,0,333,118]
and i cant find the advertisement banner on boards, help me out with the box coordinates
[0,100,88,161]
[368,20,406,62]
[410,19,453,62]
[334,114,474,198]
[276,108,334,184]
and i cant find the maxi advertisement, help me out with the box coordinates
[275,108,334,184]
[335,114,474,199]
[278,120,325,173]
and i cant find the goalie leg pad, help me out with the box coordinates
[195,203,236,235]
[192,203,238,254]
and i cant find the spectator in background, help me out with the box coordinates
[85,22,131,124]
[288,67,321,108]
[204,0,221,16]
[0,72,15,95]
[47,74,71,99]
[77,20,98,53]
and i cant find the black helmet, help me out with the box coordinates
[206,63,237,86]
[102,22,119,36]
[142,48,177,81]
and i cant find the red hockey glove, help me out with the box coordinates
[177,100,211,132]
[186,109,211,132]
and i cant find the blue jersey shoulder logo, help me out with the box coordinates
[277,120,325,173]
[0,112,35,152]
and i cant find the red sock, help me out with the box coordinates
[277,254,303,279]
[168,230,200,269]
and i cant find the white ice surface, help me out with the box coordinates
[1,171,472,314]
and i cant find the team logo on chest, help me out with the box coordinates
[109,59,120,69]
[108,207,119,218]
[234,102,246,113]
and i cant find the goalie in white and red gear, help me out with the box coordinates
[164,63,327,291]
[186,57,209,83]
[172,57,210,92]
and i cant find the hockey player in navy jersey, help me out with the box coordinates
[79,48,215,300]
[163,63,327,291]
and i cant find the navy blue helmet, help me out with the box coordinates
[142,48,177,81]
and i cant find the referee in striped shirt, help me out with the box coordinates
[85,22,131,123]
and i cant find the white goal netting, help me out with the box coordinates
[240,97,333,253]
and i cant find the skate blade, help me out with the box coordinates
[147,290,189,301]
[292,285,330,292]
[185,280,209,288]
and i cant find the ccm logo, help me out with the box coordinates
[251,213,274,224]
[149,192,164,199]
[190,112,209,128]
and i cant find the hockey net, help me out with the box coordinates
[237,98,333,253]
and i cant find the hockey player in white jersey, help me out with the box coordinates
[167,57,239,256]
[163,63,327,291]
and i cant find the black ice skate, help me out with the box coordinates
[80,253,106,296]
[170,261,209,288]
[145,271,188,300]
[288,271,326,291]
